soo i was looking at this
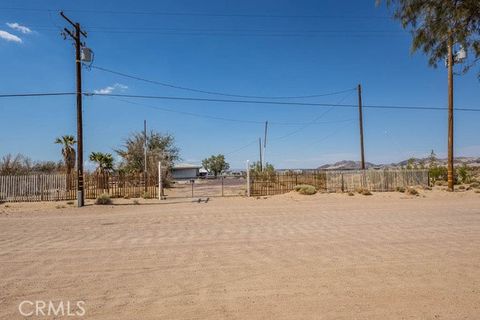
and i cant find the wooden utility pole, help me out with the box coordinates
[61,12,87,207]
[263,121,268,170]
[357,84,366,170]
[144,120,148,192]
[259,138,263,171]
[447,39,455,191]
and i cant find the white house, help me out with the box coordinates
[171,164,202,180]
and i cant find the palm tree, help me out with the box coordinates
[89,152,114,190]
[89,152,114,174]
[55,135,76,191]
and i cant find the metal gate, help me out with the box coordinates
[160,175,247,199]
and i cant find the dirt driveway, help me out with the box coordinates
[1,190,479,319]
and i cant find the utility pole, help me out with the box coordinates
[263,121,268,170]
[61,11,87,207]
[258,138,263,171]
[447,39,454,191]
[144,120,148,192]
[357,84,366,170]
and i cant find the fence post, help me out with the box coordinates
[246,160,251,197]
[158,161,164,200]
[341,173,344,193]
[221,176,224,197]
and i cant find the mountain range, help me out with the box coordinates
[317,157,480,170]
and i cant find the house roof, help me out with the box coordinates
[172,163,202,170]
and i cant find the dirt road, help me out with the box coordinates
[1,190,479,319]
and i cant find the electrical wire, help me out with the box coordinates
[270,90,355,141]
[91,65,356,99]
[0,7,391,19]
[86,92,480,112]
[224,139,258,156]
[103,96,355,126]
[0,93,76,98]
[1,92,479,113]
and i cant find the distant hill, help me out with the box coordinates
[317,160,378,170]
[317,156,480,170]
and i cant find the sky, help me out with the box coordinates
[0,0,479,170]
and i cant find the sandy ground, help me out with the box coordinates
[0,189,479,319]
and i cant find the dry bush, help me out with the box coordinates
[348,192,355,196]
[95,193,112,205]
[361,189,372,196]
[355,188,372,196]
[133,199,140,205]
[396,186,406,193]
[293,184,317,195]
[405,187,419,196]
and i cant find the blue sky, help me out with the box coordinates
[0,0,479,169]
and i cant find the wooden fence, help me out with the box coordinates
[325,169,429,192]
[250,172,326,196]
[0,170,430,202]
[0,174,75,202]
[0,173,157,202]
[250,169,429,196]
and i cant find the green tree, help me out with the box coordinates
[89,152,114,189]
[250,161,276,182]
[54,135,76,176]
[115,131,180,184]
[89,152,114,174]
[378,0,480,73]
[202,154,230,177]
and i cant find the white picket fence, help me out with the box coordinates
[0,174,74,202]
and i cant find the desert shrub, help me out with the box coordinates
[348,192,355,196]
[66,201,74,205]
[141,191,151,199]
[429,166,448,183]
[293,184,317,195]
[355,188,372,195]
[458,185,466,190]
[123,195,130,199]
[396,186,406,193]
[361,189,372,196]
[133,199,140,205]
[457,164,472,184]
[95,193,112,205]
[405,187,419,196]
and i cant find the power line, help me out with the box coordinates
[0,92,75,98]
[87,92,480,112]
[91,65,356,99]
[105,96,355,126]
[1,91,480,112]
[0,7,391,19]
[224,139,258,156]
[270,90,355,141]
